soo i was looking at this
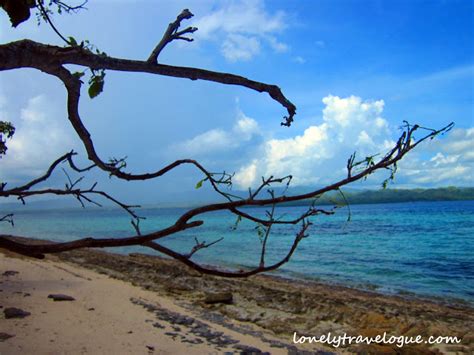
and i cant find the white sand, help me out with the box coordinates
[0,254,290,354]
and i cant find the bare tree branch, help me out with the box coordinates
[142,220,311,278]
[0,219,203,259]
[229,205,334,227]
[186,237,224,259]
[148,8,197,63]
[0,8,454,278]
[0,40,296,128]
[5,151,76,193]
[0,214,14,227]
[36,0,71,45]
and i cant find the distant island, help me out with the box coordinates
[1,186,473,210]
[282,186,474,206]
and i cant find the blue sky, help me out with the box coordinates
[0,0,472,204]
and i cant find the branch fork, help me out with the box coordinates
[147,9,197,64]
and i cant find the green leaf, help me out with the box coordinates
[68,36,78,46]
[231,215,242,230]
[88,78,104,99]
[195,178,207,189]
[255,224,265,239]
[72,71,85,79]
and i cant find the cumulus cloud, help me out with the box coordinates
[397,128,474,186]
[193,0,288,61]
[234,159,258,188]
[174,109,260,155]
[0,95,77,182]
[234,95,392,188]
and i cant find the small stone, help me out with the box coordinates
[0,333,14,342]
[48,294,75,301]
[204,292,233,305]
[4,307,31,319]
[88,308,95,311]
[233,344,267,353]
[2,271,19,277]
[152,322,165,329]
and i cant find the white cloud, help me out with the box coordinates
[234,95,391,187]
[0,95,77,181]
[174,109,260,155]
[180,129,230,154]
[233,113,260,139]
[193,0,287,61]
[222,34,261,62]
[234,159,258,188]
[410,165,469,184]
[440,127,474,154]
[398,127,474,186]
[293,56,306,64]
[429,152,459,167]
[266,35,289,53]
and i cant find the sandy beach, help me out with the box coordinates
[1,243,473,354]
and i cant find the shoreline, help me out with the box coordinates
[1,238,473,354]
[263,271,474,309]
[213,262,474,309]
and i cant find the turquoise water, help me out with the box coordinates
[2,200,473,304]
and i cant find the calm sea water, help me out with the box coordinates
[2,200,473,304]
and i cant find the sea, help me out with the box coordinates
[2,200,473,305]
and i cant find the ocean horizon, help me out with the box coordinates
[2,200,473,305]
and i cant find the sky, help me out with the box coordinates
[0,0,473,205]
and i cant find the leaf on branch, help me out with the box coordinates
[382,161,398,189]
[88,80,103,98]
[0,121,15,158]
[88,71,106,99]
[195,177,207,189]
[255,224,265,241]
[231,215,242,230]
[67,36,78,46]
[72,71,85,80]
